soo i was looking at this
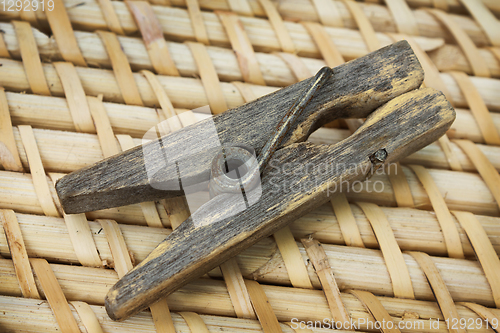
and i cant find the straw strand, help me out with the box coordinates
[53,62,96,133]
[0,88,23,172]
[96,0,125,35]
[301,238,351,327]
[453,211,500,309]
[356,202,415,299]
[0,209,40,299]
[186,41,228,114]
[258,0,296,53]
[409,165,465,258]
[217,11,266,85]
[29,258,83,333]
[408,252,466,333]
[330,194,365,248]
[12,21,51,96]
[126,0,180,76]
[97,30,144,106]
[17,125,60,217]
[450,71,500,145]
[44,0,86,67]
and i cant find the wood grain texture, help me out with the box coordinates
[56,41,424,213]
[105,87,455,321]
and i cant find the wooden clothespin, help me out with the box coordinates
[55,41,455,321]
